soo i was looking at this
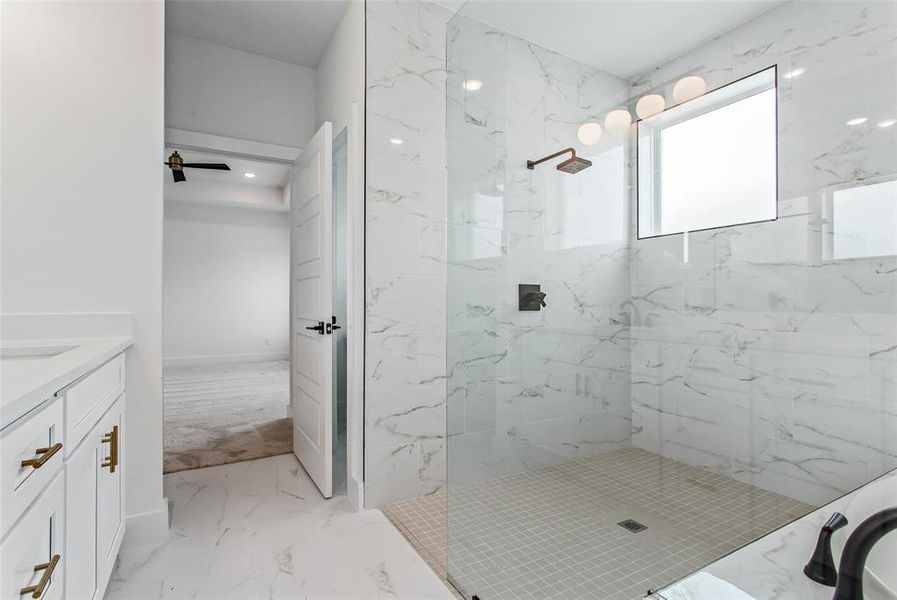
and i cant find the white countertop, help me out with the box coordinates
[654,469,897,600]
[1,336,132,430]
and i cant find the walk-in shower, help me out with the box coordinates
[445,1,897,598]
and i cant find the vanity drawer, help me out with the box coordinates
[0,471,65,600]
[1,399,64,537]
[62,353,124,454]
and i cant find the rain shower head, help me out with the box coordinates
[527,147,592,174]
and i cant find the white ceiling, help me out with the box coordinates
[166,0,350,68]
[458,0,780,79]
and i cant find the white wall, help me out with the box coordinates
[1,1,167,543]
[166,33,316,147]
[163,202,290,366]
[316,0,365,509]
[316,1,364,137]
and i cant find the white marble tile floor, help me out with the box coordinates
[105,454,453,600]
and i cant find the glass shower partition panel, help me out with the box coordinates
[445,11,638,599]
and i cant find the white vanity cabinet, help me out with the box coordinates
[0,473,65,600]
[96,400,124,588]
[65,395,124,600]
[1,349,128,600]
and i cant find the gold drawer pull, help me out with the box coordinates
[102,425,119,473]
[20,554,60,598]
[20,443,63,469]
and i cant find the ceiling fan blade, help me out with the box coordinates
[172,169,186,183]
[182,163,231,171]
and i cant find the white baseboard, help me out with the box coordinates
[163,352,288,368]
[122,501,170,549]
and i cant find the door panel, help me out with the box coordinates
[1,473,65,600]
[96,397,124,593]
[65,428,98,600]
[296,334,322,384]
[294,278,321,319]
[290,121,333,498]
[294,215,320,264]
[294,386,321,450]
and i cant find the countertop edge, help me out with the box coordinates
[1,337,133,431]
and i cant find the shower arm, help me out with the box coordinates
[527,147,577,170]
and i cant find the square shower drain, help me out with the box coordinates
[617,519,648,533]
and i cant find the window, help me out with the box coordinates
[825,177,897,260]
[637,67,777,239]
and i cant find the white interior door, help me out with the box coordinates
[290,121,333,498]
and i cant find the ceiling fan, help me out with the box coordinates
[164,150,230,182]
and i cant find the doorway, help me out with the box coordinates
[162,196,292,473]
[160,0,364,507]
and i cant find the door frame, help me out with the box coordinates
[344,100,365,511]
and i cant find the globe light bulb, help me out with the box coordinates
[604,109,632,137]
[672,76,707,104]
[636,94,666,119]
[577,122,602,146]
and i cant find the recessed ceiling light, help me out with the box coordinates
[389,138,403,145]
[783,67,806,79]
[463,79,483,91]
[877,118,896,128]
[846,117,868,126]
[243,172,256,178]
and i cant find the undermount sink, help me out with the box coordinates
[0,345,78,361]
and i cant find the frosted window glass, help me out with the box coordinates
[832,180,897,259]
[637,68,777,238]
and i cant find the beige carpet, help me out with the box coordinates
[163,360,292,473]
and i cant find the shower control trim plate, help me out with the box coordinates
[519,284,547,311]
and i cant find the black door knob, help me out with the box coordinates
[305,321,325,335]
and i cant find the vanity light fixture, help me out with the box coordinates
[636,94,666,119]
[463,79,483,91]
[672,75,707,103]
[577,122,602,146]
[846,117,868,126]
[604,109,632,137]
[243,172,256,179]
[783,67,806,79]
[389,138,404,145]
[877,118,896,128]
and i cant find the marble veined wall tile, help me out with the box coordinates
[368,0,895,512]
[629,1,897,506]
[365,0,453,508]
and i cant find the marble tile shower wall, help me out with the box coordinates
[364,0,453,507]
[445,17,634,487]
[628,1,897,506]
